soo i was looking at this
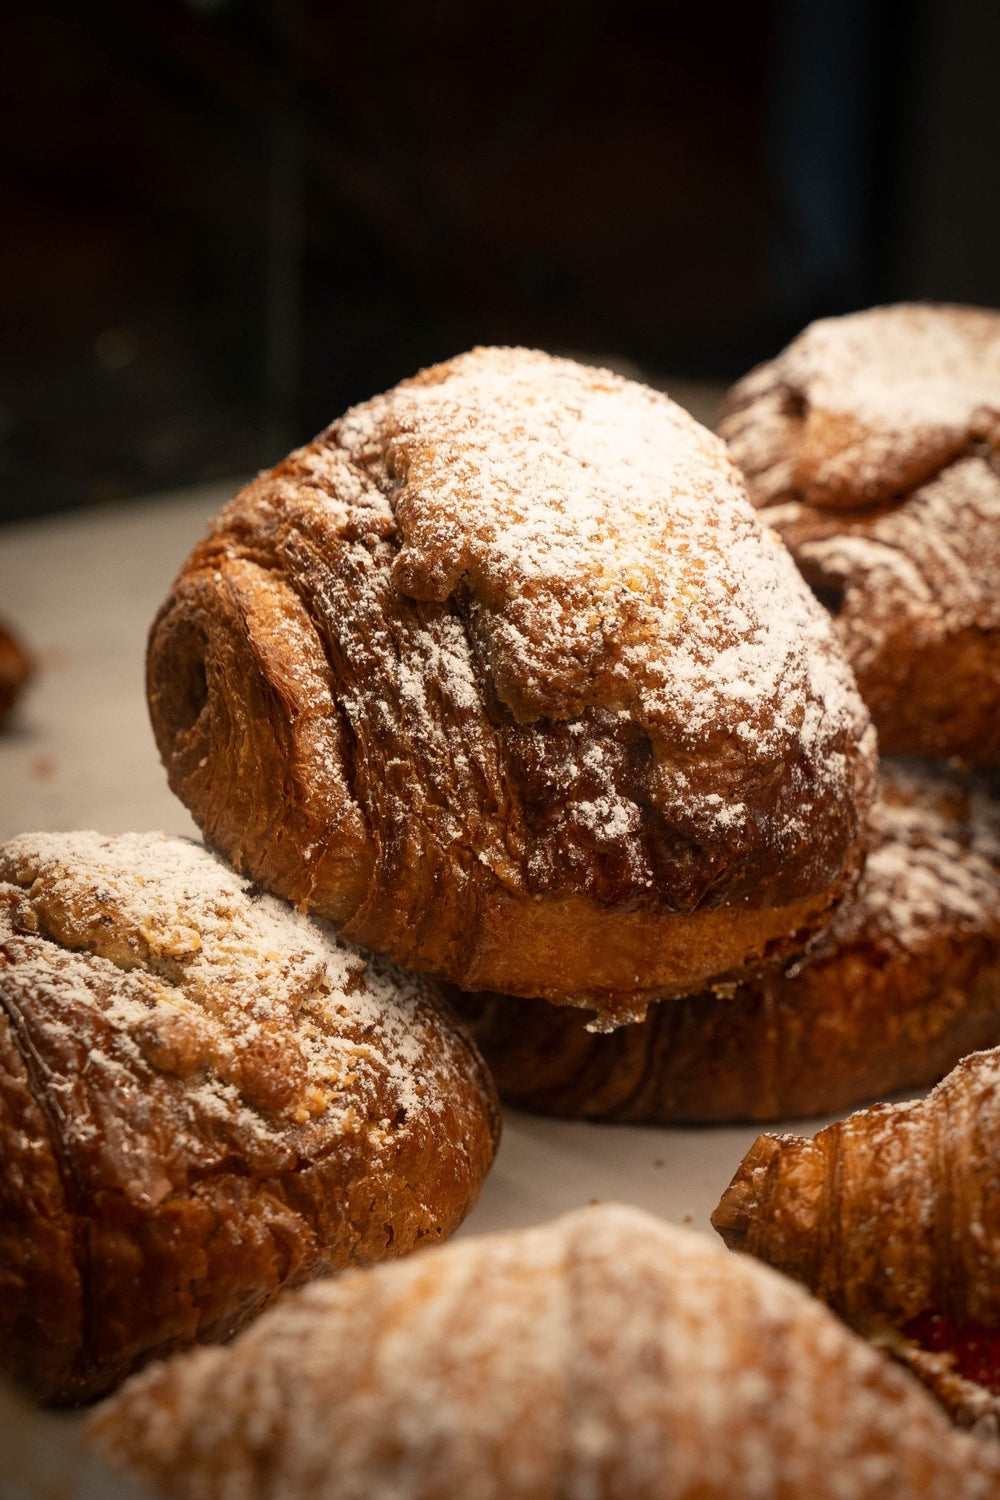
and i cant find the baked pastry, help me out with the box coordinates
[85,1202,1000,1499]
[0,830,500,1405]
[718,303,1000,763]
[712,1047,1000,1432]
[0,618,33,729]
[147,347,876,1025]
[454,760,1000,1121]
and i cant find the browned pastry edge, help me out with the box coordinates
[867,1326,1000,1437]
[453,762,1000,1120]
[710,1047,1000,1432]
[454,936,1000,1122]
[0,831,500,1404]
[147,348,877,1023]
[0,619,33,729]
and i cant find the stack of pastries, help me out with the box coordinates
[3,326,1000,1496]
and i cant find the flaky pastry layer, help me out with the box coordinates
[148,348,876,1020]
[0,830,499,1403]
[455,760,1000,1120]
[720,304,1000,763]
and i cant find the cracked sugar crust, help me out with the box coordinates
[148,348,875,1017]
[0,830,499,1404]
[87,1203,1000,1500]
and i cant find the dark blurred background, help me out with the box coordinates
[2,0,999,522]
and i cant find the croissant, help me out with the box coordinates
[713,1046,1000,1430]
[0,830,499,1404]
[718,303,1000,764]
[454,760,1000,1121]
[0,617,33,729]
[86,1203,1000,1500]
[146,347,876,1025]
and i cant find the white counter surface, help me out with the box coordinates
[0,481,825,1499]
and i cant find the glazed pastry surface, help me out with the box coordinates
[86,1203,1000,1500]
[0,830,499,1404]
[719,303,1000,763]
[148,347,876,1022]
[456,761,1000,1120]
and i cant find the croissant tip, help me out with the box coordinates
[710,1131,784,1249]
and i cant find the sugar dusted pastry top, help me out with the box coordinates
[808,760,1000,959]
[720,303,1000,511]
[0,830,499,1403]
[148,347,875,1018]
[719,305,1000,764]
[87,1203,1000,1500]
[757,454,1000,679]
[0,829,473,1133]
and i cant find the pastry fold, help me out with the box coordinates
[148,348,876,1022]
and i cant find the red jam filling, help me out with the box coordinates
[904,1312,1000,1395]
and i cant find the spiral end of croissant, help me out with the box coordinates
[147,553,373,922]
[711,1132,786,1250]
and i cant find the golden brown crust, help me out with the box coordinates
[454,761,1000,1120]
[0,831,500,1404]
[712,1047,1000,1429]
[148,348,876,1023]
[86,1203,1000,1500]
[0,618,33,729]
[719,304,1000,764]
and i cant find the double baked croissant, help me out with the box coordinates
[86,1203,1000,1499]
[147,348,876,1024]
[0,830,499,1404]
[719,303,1000,764]
[455,759,1000,1120]
[713,1046,1000,1431]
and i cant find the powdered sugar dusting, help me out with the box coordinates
[763,454,1000,674]
[391,350,858,755]
[803,762,1000,959]
[785,304,1000,431]
[87,1204,1000,1499]
[300,348,872,871]
[0,830,466,1139]
[721,303,1000,510]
